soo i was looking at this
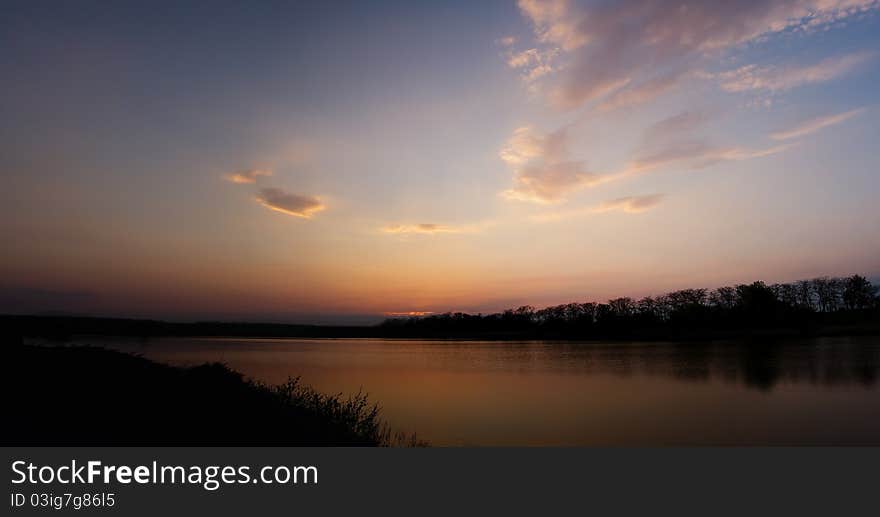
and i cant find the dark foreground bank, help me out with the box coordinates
[4,341,421,446]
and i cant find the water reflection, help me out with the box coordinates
[40,335,880,445]
[543,339,880,391]
[50,335,880,392]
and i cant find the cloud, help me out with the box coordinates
[381,223,485,235]
[711,51,874,93]
[502,161,602,203]
[506,47,560,85]
[497,36,517,47]
[636,110,713,162]
[255,188,325,219]
[531,193,665,222]
[518,0,590,51]
[500,126,603,203]
[770,107,866,140]
[595,72,684,112]
[225,168,272,184]
[551,77,631,110]
[595,194,666,214]
[499,112,790,203]
[640,110,714,146]
[628,140,794,173]
[625,110,792,174]
[513,0,879,109]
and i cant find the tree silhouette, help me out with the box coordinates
[380,274,879,338]
[843,274,877,310]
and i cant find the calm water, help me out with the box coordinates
[50,336,880,445]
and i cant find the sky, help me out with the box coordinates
[2,0,879,323]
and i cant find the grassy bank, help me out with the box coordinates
[5,341,423,446]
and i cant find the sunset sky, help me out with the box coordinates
[2,1,879,323]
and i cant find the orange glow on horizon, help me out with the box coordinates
[383,311,436,317]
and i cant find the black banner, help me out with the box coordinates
[3,447,878,515]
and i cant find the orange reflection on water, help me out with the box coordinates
[67,336,880,446]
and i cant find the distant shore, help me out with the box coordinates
[5,276,878,342]
[4,313,880,343]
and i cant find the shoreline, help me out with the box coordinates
[5,313,880,343]
[5,341,424,447]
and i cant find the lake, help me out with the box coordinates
[50,335,880,445]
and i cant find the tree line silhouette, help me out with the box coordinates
[380,275,880,339]
[3,274,877,341]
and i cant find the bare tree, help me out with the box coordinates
[811,277,842,312]
[709,286,737,310]
[607,297,636,318]
[795,280,815,310]
[842,275,877,310]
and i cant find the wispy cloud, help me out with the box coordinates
[500,110,792,203]
[770,107,866,140]
[518,0,590,52]
[595,72,684,112]
[225,168,272,184]
[255,188,325,219]
[595,194,666,214]
[624,110,792,174]
[640,110,714,148]
[512,1,879,109]
[505,47,560,85]
[531,194,665,222]
[381,222,487,235]
[628,141,793,174]
[711,52,874,93]
[499,126,603,203]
